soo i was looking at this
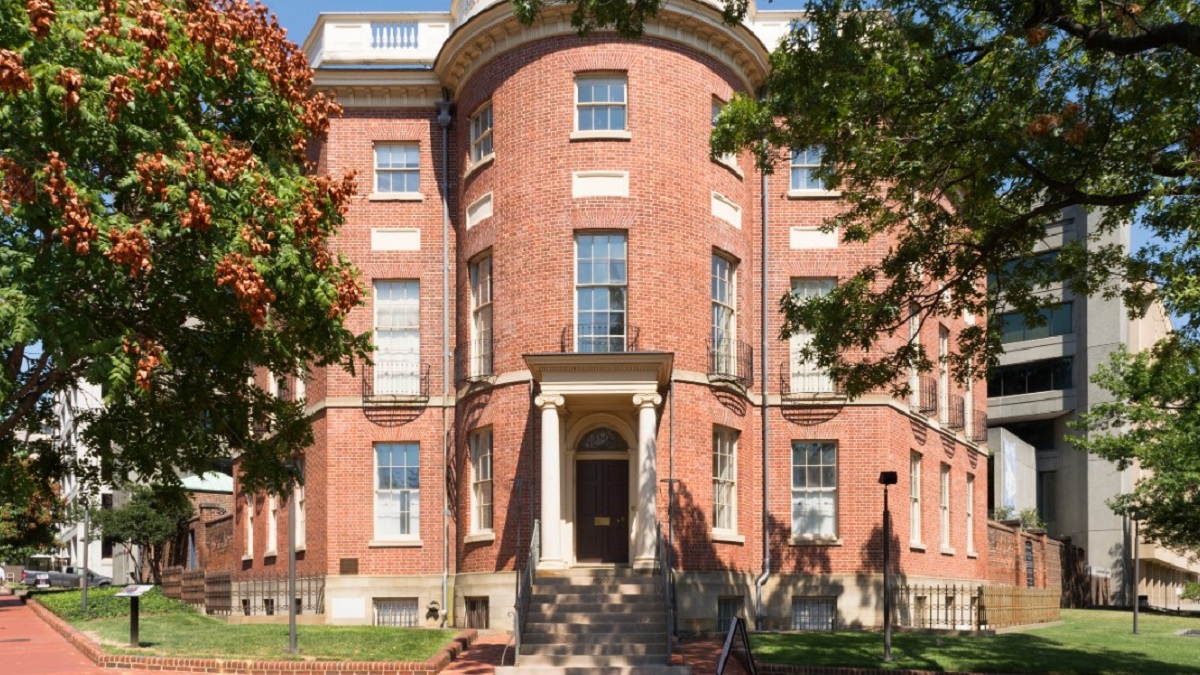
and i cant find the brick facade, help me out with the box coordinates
[233,1,994,631]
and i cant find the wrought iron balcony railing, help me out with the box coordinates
[947,394,966,430]
[361,357,430,406]
[560,323,640,353]
[706,338,753,387]
[916,375,938,416]
[971,411,988,443]
[778,360,843,398]
[454,337,495,385]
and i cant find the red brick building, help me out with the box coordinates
[234,0,990,633]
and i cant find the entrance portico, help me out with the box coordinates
[525,352,673,571]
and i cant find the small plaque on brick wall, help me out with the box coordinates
[340,558,359,575]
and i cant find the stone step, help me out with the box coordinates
[529,600,662,613]
[522,643,669,657]
[525,619,663,634]
[525,609,664,624]
[496,666,692,675]
[534,577,659,590]
[515,654,673,668]
[537,567,652,578]
[531,591,661,603]
[523,630,667,644]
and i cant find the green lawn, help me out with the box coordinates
[751,609,1200,674]
[39,589,457,662]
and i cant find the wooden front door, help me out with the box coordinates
[575,459,629,563]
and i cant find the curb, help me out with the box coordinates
[28,599,477,674]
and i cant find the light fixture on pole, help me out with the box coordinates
[879,471,898,663]
[79,494,89,614]
[287,461,302,654]
[1131,509,1144,635]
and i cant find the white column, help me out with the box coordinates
[633,393,662,570]
[536,394,566,569]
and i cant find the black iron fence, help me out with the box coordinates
[234,572,325,616]
[892,583,1060,630]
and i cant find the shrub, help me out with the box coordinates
[34,586,195,621]
[1183,581,1200,602]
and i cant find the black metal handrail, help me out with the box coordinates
[361,358,430,405]
[454,337,495,384]
[560,323,640,353]
[778,359,843,397]
[917,375,938,416]
[706,338,753,387]
[971,411,988,442]
[512,519,539,667]
[947,394,965,430]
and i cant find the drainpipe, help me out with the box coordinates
[437,94,453,628]
[754,144,771,631]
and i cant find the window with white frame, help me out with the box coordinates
[295,474,306,549]
[576,75,627,132]
[374,281,421,395]
[791,441,837,538]
[790,146,826,192]
[470,103,493,163]
[711,98,737,167]
[267,494,278,553]
[375,442,420,539]
[469,254,493,378]
[966,473,975,554]
[940,463,951,549]
[712,253,737,375]
[939,326,950,424]
[244,497,254,557]
[712,426,738,533]
[910,452,923,545]
[575,233,628,352]
[789,279,836,393]
[909,304,921,407]
[470,428,493,533]
[374,143,420,194]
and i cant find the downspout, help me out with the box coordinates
[754,140,771,631]
[437,94,453,628]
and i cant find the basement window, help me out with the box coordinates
[791,596,836,631]
[374,597,419,627]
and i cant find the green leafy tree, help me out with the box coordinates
[1073,343,1200,555]
[0,386,62,561]
[0,1,371,497]
[92,483,193,584]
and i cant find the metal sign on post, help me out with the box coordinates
[115,585,155,648]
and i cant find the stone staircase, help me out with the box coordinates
[495,567,691,675]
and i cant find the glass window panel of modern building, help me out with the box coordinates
[575,233,628,352]
[712,253,737,374]
[789,279,836,393]
[997,303,1073,343]
[374,280,421,395]
[712,426,738,533]
[987,357,1074,397]
[576,76,627,131]
[375,442,420,539]
[791,441,837,538]
[374,143,420,194]
[790,146,826,191]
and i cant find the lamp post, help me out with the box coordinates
[879,471,898,662]
[1131,510,1143,635]
[287,462,302,654]
[79,495,89,614]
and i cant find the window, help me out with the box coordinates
[910,453,922,545]
[966,473,976,554]
[791,441,837,538]
[469,103,493,163]
[792,597,836,631]
[988,249,1060,291]
[245,497,254,557]
[470,428,493,533]
[712,427,738,532]
[712,99,737,167]
[712,253,737,374]
[790,146,826,192]
[295,468,306,550]
[267,494,278,554]
[575,233,628,352]
[939,326,950,424]
[576,75,626,131]
[717,597,743,633]
[997,303,1073,343]
[374,143,420,194]
[987,357,1073,397]
[789,280,836,393]
[374,597,419,627]
[465,597,490,629]
[375,442,420,539]
[940,464,951,550]
[374,281,421,395]
[469,254,493,378]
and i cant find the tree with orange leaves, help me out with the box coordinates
[0,0,370,511]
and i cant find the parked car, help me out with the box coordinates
[20,566,111,588]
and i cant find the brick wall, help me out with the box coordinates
[987,520,1063,591]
